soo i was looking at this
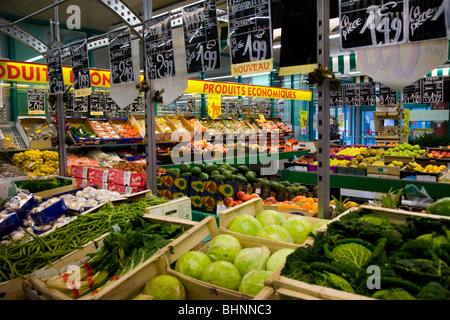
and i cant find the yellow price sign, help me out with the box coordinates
[300,110,308,127]
[208,94,221,119]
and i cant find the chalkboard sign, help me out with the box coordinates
[359,82,376,106]
[89,92,104,116]
[379,83,397,105]
[330,88,343,107]
[227,0,273,65]
[182,0,221,73]
[105,93,118,114]
[27,89,46,115]
[70,40,92,95]
[46,48,65,94]
[236,100,244,114]
[73,96,88,113]
[339,0,407,50]
[143,13,176,80]
[130,96,144,112]
[108,28,135,85]
[402,80,422,104]
[187,97,196,113]
[343,83,360,106]
[408,0,447,43]
[422,76,444,103]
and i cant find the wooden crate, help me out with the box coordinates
[367,163,400,178]
[382,155,414,164]
[219,198,328,249]
[24,214,202,300]
[266,205,450,300]
[145,196,192,221]
[262,204,314,216]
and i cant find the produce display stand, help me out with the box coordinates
[265,205,450,300]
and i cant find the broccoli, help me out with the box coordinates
[416,281,449,300]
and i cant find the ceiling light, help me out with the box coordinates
[329,34,340,39]
[25,55,44,62]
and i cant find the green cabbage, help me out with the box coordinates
[207,234,242,263]
[239,270,273,296]
[416,233,448,247]
[283,216,314,244]
[256,210,286,227]
[312,220,328,235]
[266,248,295,272]
[142,275,186,300]
[359,214,393,229]
[227,214,263,236]
[233,246,270,276]
[256,225,293,243]
[316,271,354,293]
[201,261,242,290]
[175,251,212,280]
[331,242,372,270]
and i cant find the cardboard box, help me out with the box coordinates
[70,165,89,179]
[107,168,146,187]
[67,117,102,146]
[107,183,145,194]
[87,167,109,185]
[17,116,55,149]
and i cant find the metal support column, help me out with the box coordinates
[316,0,331,219]
[142,0,157,195]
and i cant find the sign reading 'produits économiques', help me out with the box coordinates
[339,0,448,50]
[143,13,176,80]
[227,0,273,76]
[108,28,135,85]
[46,47,65,95]
[70,39,92,96]
[182,0,221,73]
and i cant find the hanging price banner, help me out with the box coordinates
[208,94,221,119]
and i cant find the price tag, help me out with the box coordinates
[402,80,422,104]
[27,89,46,115]
[108,28,135,85]
[70,40,92,94]
[208,94,221,119]
[422,76,443,103]
[379,84,397,105]
[46,47,65,94]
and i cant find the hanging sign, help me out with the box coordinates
[70,39,92,97]
[359,82,376,106]
[343,83,361,106]
[408,0,448,43]
[27,89,46,115]
[227,0,273,76]
[182,0,221,73]
[46,47,65,94]
[143,13,176,80]
[300,110,308,128]
[402,80,422,104]
[108,28,135,85]
[378,83,397,105]
[422,76,443,103]
[208,93,221,119]
[187,97,196,113]
[404,108,410,135]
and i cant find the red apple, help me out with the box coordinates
[236,191,246,200]
[235,200,243,205]
[250,193,260,199]
[223,197,234,207]
[264,197,277,204]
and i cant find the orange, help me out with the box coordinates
[299,198,308,204]
[292,195,306,203]
[279,203,290,210]
[302,202,312,210]
[290,204,301,209]
[241,194,251,202]
[305,198,315,205]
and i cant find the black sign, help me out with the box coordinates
[143,13,176,80]
[379,83,397,105]
[108,28,135,85]
[73,96,88,113]
[187,98,196,113]
[46,48,65,94]
[227,0,273,65]
[402,80,422,104]
[70,40,91,92]
[105,95,118,114]
[182,0,221,73]
[330,88,343,107]
[27,89,46,115]
[359,82,376,106]
[235,100,244,114]
[408,0,447,43]
[422,76,444,103]
[130,96,144,112]
[339,0,406,50]
[89,92,104,115]
[343,83,361,106]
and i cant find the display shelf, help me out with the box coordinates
[281,169,450,200]
[67,143,145,149]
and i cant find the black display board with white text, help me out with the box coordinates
[108,28,135,85]
[70,40,92,94]
[46,48,65,95]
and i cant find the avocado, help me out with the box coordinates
[210,170,220,176]
[270,181,281,192]
[181,172,191,177]
[244,171,257,183]
[237,165,249,174]
[190,166,202,176]
[230,167,239,174]
[214,174,226,182]
[205,163,218,174]
[234,175,248,184]
[222,170,233,181]
[282,181,291,187]
[199,172,209,180]
[180,164,191,173]
[286,186,294,194]
[197,163,206,171]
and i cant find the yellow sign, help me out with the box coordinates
[404,109,410,135]
[186,79,312,101]
[208,94,221,119]
[231,59,273,77]
[300,110,308,127]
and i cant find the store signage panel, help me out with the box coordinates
[339,0,448,51]
[143,13,176,80]
[378,83,397,105]
[342,83,361,106]
[73,96,88,113]
[69,39,92,97]
[422,76,443,103]
[207,93,221,119]
[46,48,65,94]
[89,91,104,116]
[359,82,376,106]
[27,89,46,115]
[182,0,222,73]
[108,28,135,85]
[330,87,343,107]
[402,79,422,104]
[227,0,273,76]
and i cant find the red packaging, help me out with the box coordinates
[75,178,86,188]
[87,167,109,184]
[107,169,146,187]
[71,165,89,179]
[107,183,145,194]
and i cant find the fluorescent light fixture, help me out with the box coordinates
[204,75,236,81]
[329,34,340,39]
[273,44,281,49]
[239,71,271,78]
[25,55,44,63]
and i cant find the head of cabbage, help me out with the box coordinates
[256,225,293,243]
[201,260,242,291]
[282,216,314,244]
[312,220,328,235]
[227,214,262,236]
[175,251,212,280]
[142,275,186,300]
[233,246,270,276]
[266,248,295,272]
[239,270,273,296]
[256,210,286,227]
[207,234,242,263]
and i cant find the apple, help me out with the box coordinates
[223,197,234,207]
[263,197,277,204]
[235,200,243,205]
[250,193,260,199]
[236,191,246,200]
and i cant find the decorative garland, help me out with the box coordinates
[307,64,341,92]
[136,80,150,94]
[153,88,165,104]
